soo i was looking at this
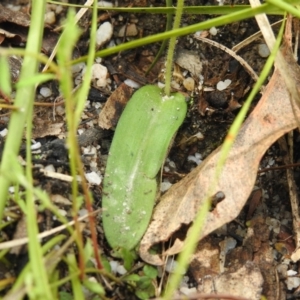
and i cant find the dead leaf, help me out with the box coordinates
[198,261,263,300]
[139,48,300,265]
[0,4,30,27]
[98,83,133,129]
[32,119,64,139]
[246,188,262,220]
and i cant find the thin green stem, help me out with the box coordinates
[164,0,184,96]
[145,0,173,75]
[0,0,46,221]
[72,2,283,64]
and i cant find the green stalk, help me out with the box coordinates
[46,0,293,15]
[72,2,283,64]
[164,0,184,96]
[145,0,173,75]
[55,10,86,278]
[0,1,46,221]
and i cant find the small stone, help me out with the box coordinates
[31,142,41,150]
[55,5,63,14]
[0,128,8,137]
[258,43,270,58]
[91,64,108,87]
[160,181,172,192]
[175,48,202,76]
[40,87,52,97]
[287,270,297,276]
[85,171,102,185]
[44,11,56,25]
[96,22,113,47]
[118,24,138,37]
[124,79,140,88]
[116,265,127,275]
[286,276,300,290]
[72,63,85,74]
[216,79,231,91]
[98,1,113,7]
[183,77,195,91]
[209,26,218,36]
[180,287,197,296]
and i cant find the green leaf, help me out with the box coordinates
[143,265,158,279]
[124,274,141,282]
[83,278,104,295]
[102,85,187,250]
[110,247,137,270]
[135,277,155,299]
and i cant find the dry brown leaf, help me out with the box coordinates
[198,261,263,299]
[139,48,300,265]
[98,83,133,129]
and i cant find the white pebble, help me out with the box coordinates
[180,287,197,296]
[72,62,85,74]
[8,186,15,193]
[90,64,108,87]
[78,209,88,217]
[183,77,195,91]
[55,105,65,116]
[187,153,202,165]
[109,261,118,274]
[44,11,56,25]
[168,160,176,168]
[194,31,202,38]
[258,43,270,58]
[124,79,140,88]
[160,181,172,192]
[98,1,113,7]
[216,79,231,91]
[0,128,8,137]
[287,270,297,276]
[31,142,41,150]
[85,171,102,185]
[286,276,300,290]
[209,26,218,36]
[96,22,113,48]
[83,146,97,156]
[44,164,55,172]
[116,265,127,275]
[40,87,52,97]
[55,5,63,14]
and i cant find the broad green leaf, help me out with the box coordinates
[102,85,187,250]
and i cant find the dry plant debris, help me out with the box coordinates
[139,45,300,266]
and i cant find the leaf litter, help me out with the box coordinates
[139,44,300,266]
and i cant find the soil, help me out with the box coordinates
[1,0,300,299]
